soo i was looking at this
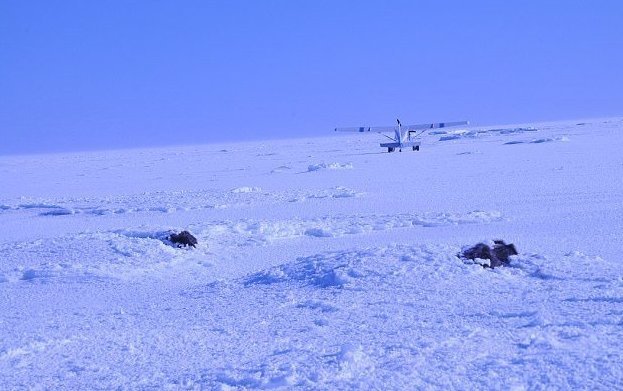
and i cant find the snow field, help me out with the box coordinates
[1,117,623,389]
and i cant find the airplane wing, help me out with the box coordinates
[369,126,398,133]
[334,126,373,132]
[404,121,469,131]
[336,121,468,133]
[334,126,397,133]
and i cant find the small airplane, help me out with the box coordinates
[335,119,469,152]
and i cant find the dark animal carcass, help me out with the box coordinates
[168,230,198,248]
[459,240,517,268]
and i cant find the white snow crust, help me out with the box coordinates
[1,118,623,389]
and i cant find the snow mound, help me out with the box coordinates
[245,251,363,288]
[505,136,569,145]
[530,136,569,143]
[292,187,363,202]
[0,209,501,283]
[0,229,208,283]
[496,127,538,134]
[197,243,623,389]
[439,135,462,141]
[39,207,75,216]
[231,186,262,193]
[244,246,459,289]
[331,186,360,198]
[437,127,539,142]
[337,343,375,380]
[227,210,503,244]
[307,162,353,172]
[270,165,292,173]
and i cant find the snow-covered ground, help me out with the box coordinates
[1,118,623,389]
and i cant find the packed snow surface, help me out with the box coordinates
[1,118,623,389]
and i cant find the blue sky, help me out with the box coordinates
[1,1,622,155]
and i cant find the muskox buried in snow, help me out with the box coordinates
[168,230,198,248]
[459,240,518,268]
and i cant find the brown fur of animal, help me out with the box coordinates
[459,240,517,268]
[168,231,198,248]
